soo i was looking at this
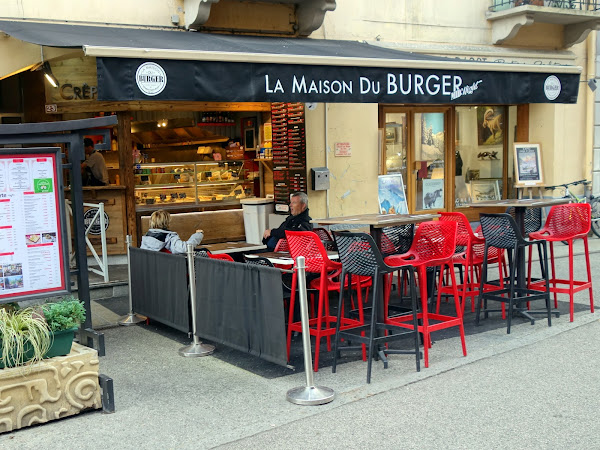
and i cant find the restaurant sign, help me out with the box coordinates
[97,57,579,104]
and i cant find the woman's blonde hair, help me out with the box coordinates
[149,210,170,230]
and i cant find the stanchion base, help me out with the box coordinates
[286,385,335,406]
[179,342,215,357]
[118,313,147,326]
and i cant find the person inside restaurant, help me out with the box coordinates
[262,191,313,250]
[81,137,109,186]
[140,210,204,254]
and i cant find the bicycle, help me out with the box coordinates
[544,179,600,238]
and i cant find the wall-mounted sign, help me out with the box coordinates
[98,57,580,104]
[83,207,110,236]
[0,148,68,301]
[334,142,352,157]
[45,57,98,104]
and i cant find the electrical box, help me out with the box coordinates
[311,167,330,191]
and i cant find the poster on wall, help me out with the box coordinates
[0,148,68,302]
[514,143,543,186]
[477,106,504,145]
[378,174,408,214]
[422,179,444,209]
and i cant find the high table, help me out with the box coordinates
[313,213,435,247]
[312,213,436,367]
[468,198,570,320]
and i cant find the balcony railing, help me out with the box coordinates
[490,0,600,12]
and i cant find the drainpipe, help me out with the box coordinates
[324,102,330,218]
[585,32,596,183]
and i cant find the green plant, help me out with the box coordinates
[43,297,86,332]
[0,307,52,369]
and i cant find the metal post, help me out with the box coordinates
[119,235,147,325]
[98,202,109,283]
[179,243,215,357]
[286,256,335,406]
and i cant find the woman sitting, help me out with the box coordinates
[140,210,204,254]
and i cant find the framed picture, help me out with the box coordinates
[470,178,501,203]
[514,143,543,186]
[378,174,408,214]
[385,125,397,143]
[422,178,444,209]
[477,106,504,145]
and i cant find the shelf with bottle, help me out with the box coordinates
[199,112,236,124]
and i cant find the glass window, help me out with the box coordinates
[455,106,506,206]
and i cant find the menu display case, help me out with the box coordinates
[134,161,252,206]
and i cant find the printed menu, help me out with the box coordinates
[0,152,66,300]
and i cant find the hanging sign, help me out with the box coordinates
[0,148,68,301]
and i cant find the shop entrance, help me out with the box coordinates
[380,107,451,213]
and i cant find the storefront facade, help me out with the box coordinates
[0,0,596,250]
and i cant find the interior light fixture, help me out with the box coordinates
[42,62,59,88]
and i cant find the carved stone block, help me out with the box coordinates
[0,343,101,433]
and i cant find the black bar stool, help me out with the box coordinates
[332,231,420,383]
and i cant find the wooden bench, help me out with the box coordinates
[140,209,246,244]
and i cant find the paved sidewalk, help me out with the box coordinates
[1,244,598,448]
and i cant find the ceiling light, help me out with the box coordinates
[42,62,59,88]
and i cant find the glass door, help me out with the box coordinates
[381,107,450,213]
[412,110,448,212]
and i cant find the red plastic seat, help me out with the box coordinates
[286,230,365,372]
[274,238,289,252]
[528,203,594,322]
[208,253,234,262]
[383,221,467,368]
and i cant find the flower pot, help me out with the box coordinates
[0,329,75,369]
[0,341,35,369]
[45,328,77,359]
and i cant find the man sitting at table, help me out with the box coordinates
[262,192,313,251]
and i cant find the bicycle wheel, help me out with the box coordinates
[591,197,600,238]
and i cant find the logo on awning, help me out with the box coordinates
[135,62,167,96]
[544,75,561,101]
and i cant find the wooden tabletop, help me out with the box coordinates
[467,198,570,208]
[312,213,436,228]
[203,241,266,254]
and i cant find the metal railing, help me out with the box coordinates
[490,0,600,12]
[65,200,109,283]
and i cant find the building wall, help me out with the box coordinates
[306,103,379,220]
[0,0,594,205]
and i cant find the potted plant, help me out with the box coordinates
[42,297,86,358]
[0,307,51,369]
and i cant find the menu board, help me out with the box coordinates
[271,102,308,213]
[0,150,68,301]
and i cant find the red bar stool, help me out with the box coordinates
[285,230,366,372]
[383,221,467,368]
[436,212,485,314]
[528,203,594,322]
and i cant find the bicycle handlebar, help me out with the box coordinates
[544,179,590,190]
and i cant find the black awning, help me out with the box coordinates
[0,20,581,104]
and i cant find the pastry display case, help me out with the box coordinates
[134,161,252,206]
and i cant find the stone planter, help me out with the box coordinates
[0,343,101,433]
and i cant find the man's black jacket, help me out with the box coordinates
[266,208,313,242]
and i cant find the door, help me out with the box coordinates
[381,107,450,213]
